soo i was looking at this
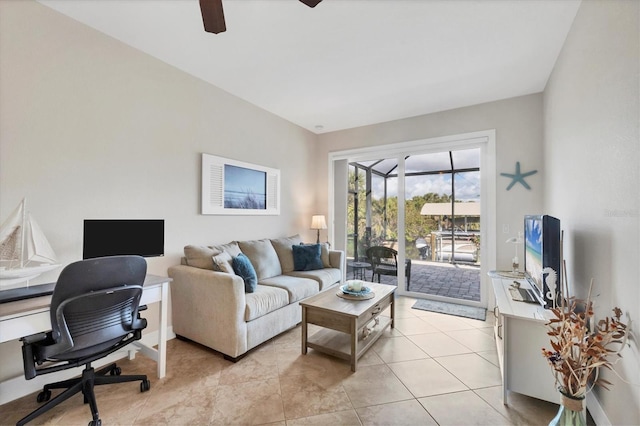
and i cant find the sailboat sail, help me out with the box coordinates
[0,226,21,261]
[0,202,24,263]
[0,199,59,286]
[25,214,57,264]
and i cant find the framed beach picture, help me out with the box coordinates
[201,154,280,215]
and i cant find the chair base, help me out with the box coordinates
[17,362,150,426]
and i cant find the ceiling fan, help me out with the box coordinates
[200,0,323,34]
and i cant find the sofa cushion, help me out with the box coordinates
[293,244,324,271]
[270,235,302,273]
[232,253,258,293]
[210,241,242,258]
[212,251,235,274]
[245,285,290,321]
[184,245,221,270]
[259,275,319,303]
[238,239,283,280]
[285,267,342,291]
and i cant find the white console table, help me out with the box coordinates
[490,273,558,405]
[0,274,171,405]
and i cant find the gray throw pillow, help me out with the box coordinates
[212,251,235,274]
[184,245,221,270]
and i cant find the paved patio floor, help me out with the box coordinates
[351,260,481,302]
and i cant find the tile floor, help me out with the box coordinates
[1,296,568,425]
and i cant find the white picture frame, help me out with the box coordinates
[201,153,280,215]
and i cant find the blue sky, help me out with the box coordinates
[224,165,266,195]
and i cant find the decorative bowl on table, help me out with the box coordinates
[341,281,372,296]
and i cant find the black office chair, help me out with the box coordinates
[366,246,411,286]
[17,256,151,426]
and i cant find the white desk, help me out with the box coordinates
[490,273,557,405]
[0,275,171,382]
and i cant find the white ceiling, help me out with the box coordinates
[39,0,581,134]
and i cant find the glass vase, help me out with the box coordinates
[549,391,586,426]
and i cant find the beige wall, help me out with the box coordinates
[316,93,545,273]
[0,1,318,382]
[543,0,639,424]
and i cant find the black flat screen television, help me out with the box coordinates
[83,219,164,259]
[524,215,561,308]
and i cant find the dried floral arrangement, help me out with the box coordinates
[541,276,628,398]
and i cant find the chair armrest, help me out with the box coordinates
[20,332,49,345]
[20,331,54,380]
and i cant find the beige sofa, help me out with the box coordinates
[168,235,344,360]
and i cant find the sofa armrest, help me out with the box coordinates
[329,249,345,273]
[168,265,248,358]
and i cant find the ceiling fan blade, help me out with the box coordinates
[200,0,226,34]
[299,0,323,8]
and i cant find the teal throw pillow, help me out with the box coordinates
[232,253,258,293]
[292,244,323,271]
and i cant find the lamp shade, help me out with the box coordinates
[311,215,327,230]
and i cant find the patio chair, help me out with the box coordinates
[366,246,411,285]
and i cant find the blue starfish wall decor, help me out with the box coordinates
[500,161,538,190]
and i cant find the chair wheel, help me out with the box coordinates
[110,366,122,376]
[37,390,51,403]
[88,419,101,426]
[140,379,151,392]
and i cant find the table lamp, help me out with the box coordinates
[311,215,327,244]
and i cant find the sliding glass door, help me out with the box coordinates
[402,149,481,303]
[335,132,493,307]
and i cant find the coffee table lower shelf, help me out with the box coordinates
[306,316,392,369]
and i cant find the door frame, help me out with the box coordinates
[327,130,496,308]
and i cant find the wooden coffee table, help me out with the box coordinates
[300,282,395,372]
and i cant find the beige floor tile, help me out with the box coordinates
[135,391,216,425]
[286,408,362,425]
[218,347,279,385]
[389,304,421,319]
[210,378,284,425]
[280,371,353,420]
[421,313,478,331]
[355,345,385,367]
[474,385,563,426]
[276,345,352,377]
[371,336,429,363]
[419,390,511,425]
[356,399,438,426]
[446,328,497,352]
[408,331,474,357]
[134,370,219,425]
[476,349,500,367]
[393,316,439,335]
[457,315,495,328]
[435,353,502,389]
[273,324,323,348]
[341,364,413,408]
[388,358,468,398]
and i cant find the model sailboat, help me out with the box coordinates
[0,198,59,287]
